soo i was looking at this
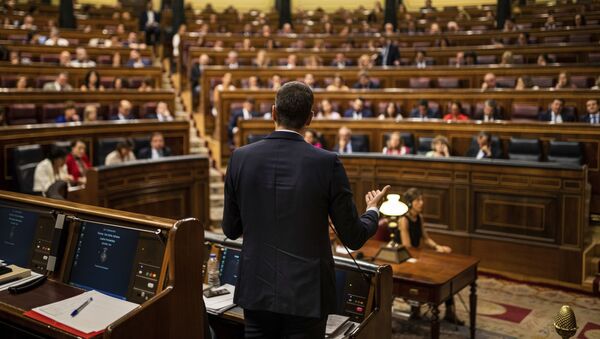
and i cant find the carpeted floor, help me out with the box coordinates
[392,276,600,338]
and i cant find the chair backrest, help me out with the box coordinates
[547,141,583,165]
[409,77,431,89]
[417,137,434,155]
[16,163,38,195]
[437,77,460,88]
[141,102,158,118]
[13,144,44,168]
[42,103,65,123]
[496,76,516,88]
[531,76,554,88]
[7,104,38,125]
[476,55,497,64]
[511,103,539,121]
[94,137,125,166]
[508,138,541,162]
[351,135,370,152]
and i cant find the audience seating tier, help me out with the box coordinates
[0,120,190,190]
[237,117,600,216]
[3,43,153,65]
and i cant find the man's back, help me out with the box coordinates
[223,131,378,318]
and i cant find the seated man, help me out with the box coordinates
[409,99,440,119]
[110,100,135,120]
[332,126,368,153]
[473,100,503,122]
[66,139,91,185]
[465,132,501,159]
[580,99,600,124]
[126,49,150,68]
[480,72,508,90]
[105,140,136,165]
[43,72,73,91]
[353,72,380,89]
[538,98,575,123]
[56,102,81,123]
[70,47,96,68]
[228,98,261,141]
[344,98,373,119]
[138,132,172,159]
[145,102,174,121]
[34,147,73,197]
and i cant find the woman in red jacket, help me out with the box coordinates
[65,139,91,185]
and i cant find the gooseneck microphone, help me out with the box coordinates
[554,305,577,339]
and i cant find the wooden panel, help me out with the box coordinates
[562,195,582,247]
[473,191,558,242]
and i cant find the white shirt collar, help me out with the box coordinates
[276,129,303,137]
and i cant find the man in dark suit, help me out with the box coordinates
[580,99,600,124]
[139,1,160,46]
[228,98,262,142]
[538,98,576,123]
[109,100,135,120]
[377,38,400,66]
[409,99,441,119]
[137,132,172,159]
[343,98,373,119]
[352,71,380,89]
[222,82,389,338]
[332,126,369,153]
[472,99,503,122]
[465,132,501,159]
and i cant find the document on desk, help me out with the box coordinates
[203,284,236,315]
[325,314,349,336]
[31,290,139,334]
[0,271,42,291]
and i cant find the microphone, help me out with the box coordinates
[554,305,577,339]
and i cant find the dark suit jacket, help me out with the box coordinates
[190,63,202,91]
[137,146,172,159]
[409,108,440,119]
[343,108,373,118]
[580,113,600,123]
[378,43,400,66]
[352,81,380,89]
[331,138,369,153]
[109,114,135,120]
[472,112,504,121]
[222,131,379,318]
[139,10,160,31]
[465,143,501,159]
[538,110,576,122]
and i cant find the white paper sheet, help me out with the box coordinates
[32,290,139,334]
[0,272,43,291]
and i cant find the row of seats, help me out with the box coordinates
[0,75,149,90]
[230,100,581,121]
[247,133,583,165]
[9,52,151,65]
[1,102,159,125]
[11,137,153,194]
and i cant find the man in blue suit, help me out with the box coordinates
[409,99,441,119]
[538,98,575,123]
[343,97,373,119]
[222,82,389,338]
[228,98,262,142]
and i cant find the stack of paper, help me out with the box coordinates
[325,314,349,336]
[203,284,236,315]
[0,271,42,291]
[30,290,139,334]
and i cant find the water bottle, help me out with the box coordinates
[207,253,220,288]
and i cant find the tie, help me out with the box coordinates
[383,46,389,65]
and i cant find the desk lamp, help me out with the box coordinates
[376,194,411,263]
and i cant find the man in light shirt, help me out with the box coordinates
[42,72,73,91]
[69,47,96,68]
[580,99,600,124]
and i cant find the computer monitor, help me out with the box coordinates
[0,204,55,272]
[335,268,372,322]
[219,247,241,286]
[68,221,139,299]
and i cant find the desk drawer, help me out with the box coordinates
[396,283,431,303]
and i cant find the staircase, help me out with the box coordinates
[583,225,600,294]
[164,68,225,230]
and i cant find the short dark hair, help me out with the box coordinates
[418,99,429,107]
[275,81,313,129]
[116,139,134,152]
[478,131,492,141]
[70,139,85,147]
[48,146,68,161]
[588,98,599,105]
[553,98,565,104]
[403,188,422,206]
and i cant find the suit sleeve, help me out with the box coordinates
[221,153,243,239]
[328,156,379,250]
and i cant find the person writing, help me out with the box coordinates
[397,188,463,325]
[222,81,390,338]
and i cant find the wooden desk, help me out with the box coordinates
[70,155,211,228]
[360,240,479,339]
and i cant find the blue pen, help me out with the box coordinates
[70,297,93,317]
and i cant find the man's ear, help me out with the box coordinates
[271,105,277,124]
[305,110,314,127]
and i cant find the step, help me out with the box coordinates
[210,182,224,195]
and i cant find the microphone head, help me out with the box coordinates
[554,305,577,339]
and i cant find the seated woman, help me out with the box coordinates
[326,75,350,91]
[80,70,105,91]
[397,188,463,325]
[378,102,402,121]
[66,139,91,185]
[426,135,450,158]
[105,140,136,165]
[33,147,73,197]
[15,75,31,90]
[442,101,469,121]
[83,105,99,121]
[315,99,341,119]
[304,129,323,148]
[383,132,409,155]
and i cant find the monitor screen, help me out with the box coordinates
[219,247,241,286]
[0,205,41,266]
[68,221,139,299]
